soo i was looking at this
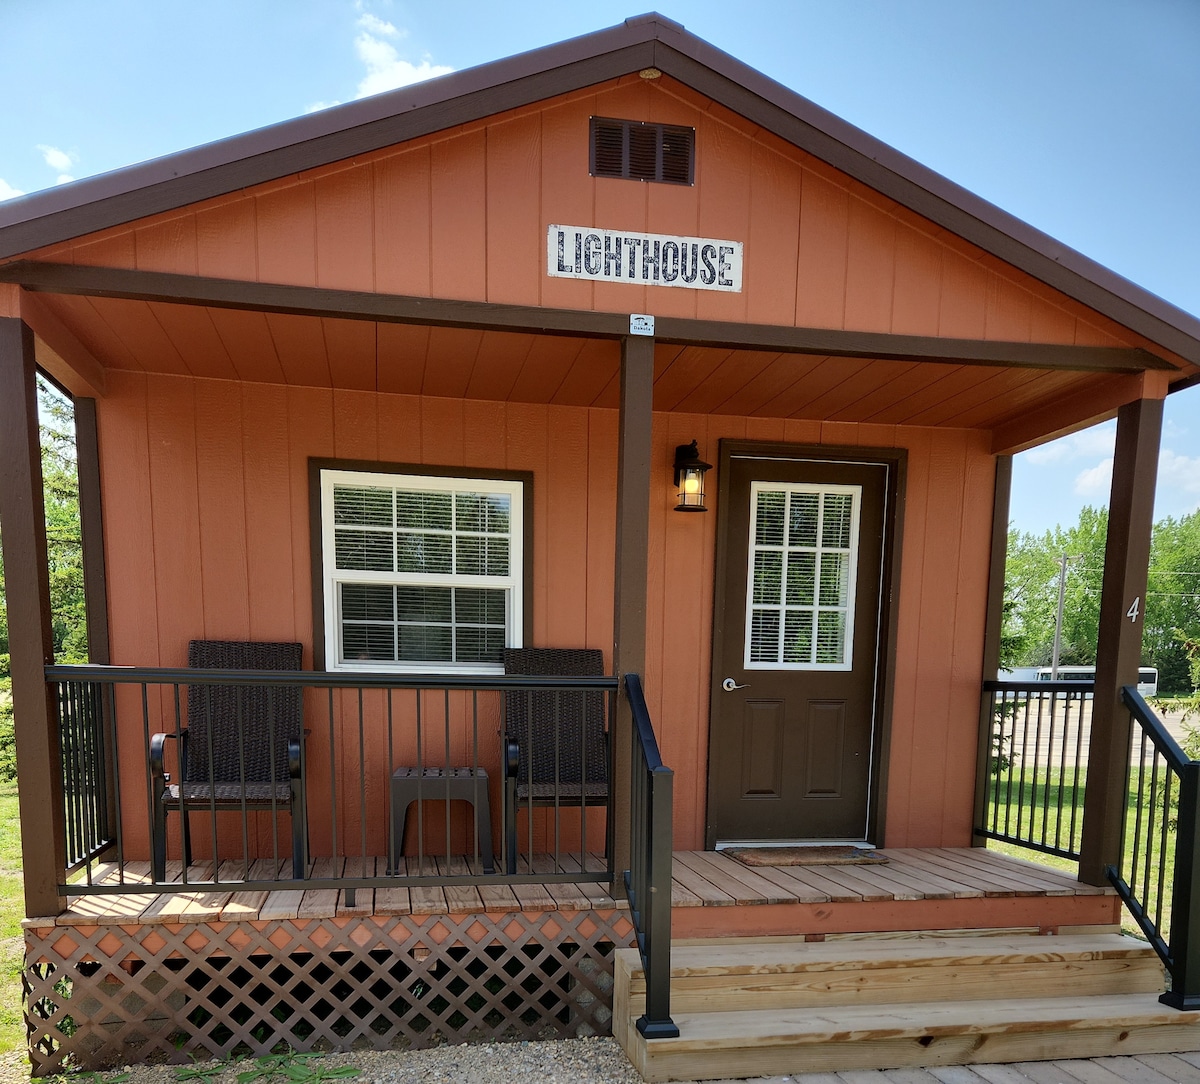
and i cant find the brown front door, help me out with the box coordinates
[706,445,895,847]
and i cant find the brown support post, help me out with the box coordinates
[73,398,110,666]
[612,330,654,889]
[973,455,1012,846]
[1078,395,1164,886]
[0,318,67,915]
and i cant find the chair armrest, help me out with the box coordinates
[149,731,181,789]
[505,738,520,779]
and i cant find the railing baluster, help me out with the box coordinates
[443,688,451,872]
[1156,757,1173,938]
[414,689,424,869]
[107,681,125,883]
[1164,759,1200,1008]
[326,686,337,878]
[386,688,396,875]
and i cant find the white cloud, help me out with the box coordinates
[358,13,400,38]
[353,13,452,99]
[1163,418,1189,441]
[37,144,76,173]
[1073,457,1113,497]
[306,99,341,113]
[1024,420,1116,465]
[1158,448,1200,497]
[0,178,25,201]
[55,173,74,185]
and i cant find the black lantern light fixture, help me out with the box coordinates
[672,440,712,512]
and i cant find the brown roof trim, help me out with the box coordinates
[0,13,1197,364]
[1169,372,1200,395]
[0,260,1168,374]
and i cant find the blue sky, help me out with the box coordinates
[2,0,1198,535]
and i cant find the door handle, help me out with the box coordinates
[721,677,749,692]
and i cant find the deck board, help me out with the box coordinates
[49,847,1110,926]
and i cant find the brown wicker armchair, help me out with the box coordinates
[502,647,608,875]
[150,640,306,882]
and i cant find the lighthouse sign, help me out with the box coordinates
[547,224,743,292]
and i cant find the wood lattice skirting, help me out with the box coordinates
[23,910,634,1074]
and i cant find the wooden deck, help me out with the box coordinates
[782,1055,1200,1084]
[40,846,1113,931]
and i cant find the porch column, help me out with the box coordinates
[612,331,654,886]
[973,455,1012,846]
[74,398,111,666]
[0,314,67,915]
[1078,394,1164,886]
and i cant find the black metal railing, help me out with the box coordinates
[977,679,1093,859]
[1109,686,1200,1008]
[56,678,116,872]
[46,664,617,896]
[623,673,678,1039]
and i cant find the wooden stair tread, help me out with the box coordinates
[650,994,1200,1049]
[625,934,1157,979]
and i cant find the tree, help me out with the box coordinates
[1003,507,1108,669]
[1003,506,1200,695]
[0,377,87,780]
[37,383,87,664]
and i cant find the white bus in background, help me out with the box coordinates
[1034,665,1158,698]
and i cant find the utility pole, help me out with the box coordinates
[1050,553,1081,678]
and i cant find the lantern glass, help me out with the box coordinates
[672,441,711,512]
[676,467,705,510]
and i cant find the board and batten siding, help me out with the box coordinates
[27,74,1155,373]
[96,371,992,857]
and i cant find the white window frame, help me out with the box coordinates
[320,468,524,674]
[743,480,861,672]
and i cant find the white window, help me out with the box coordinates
[744,481,861,671]
[320,469,524,673]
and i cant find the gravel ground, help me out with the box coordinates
[0,1038,656,1084]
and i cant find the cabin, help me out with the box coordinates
[4,14,1200,1080]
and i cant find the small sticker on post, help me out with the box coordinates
[630,314,655,336]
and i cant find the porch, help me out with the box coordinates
[24,845,1117,1073]
[41,846,1113,932]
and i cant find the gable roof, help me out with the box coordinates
[2,12,1199,368]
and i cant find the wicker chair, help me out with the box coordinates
[502,647,608,875]
[150,640,306,882]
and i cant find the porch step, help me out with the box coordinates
[615,934,1198,1083]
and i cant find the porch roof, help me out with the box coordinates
[0,259,1181,455]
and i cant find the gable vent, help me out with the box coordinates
[590,117,695,185]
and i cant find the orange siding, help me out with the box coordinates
[98,372,993,858]
[35,75,1156,357]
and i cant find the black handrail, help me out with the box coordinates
[47,663,617,692]
[1110,686,1200,1009]
[623,673,678,1039]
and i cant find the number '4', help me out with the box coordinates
[1127,596,1141,623]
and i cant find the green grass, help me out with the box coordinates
[983,762,1179,943]
[0,780,25,1054]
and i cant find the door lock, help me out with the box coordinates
[721,677,749,692]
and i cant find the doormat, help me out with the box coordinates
[726,846,889,867]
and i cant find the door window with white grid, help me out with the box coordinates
[744,482,861,671]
